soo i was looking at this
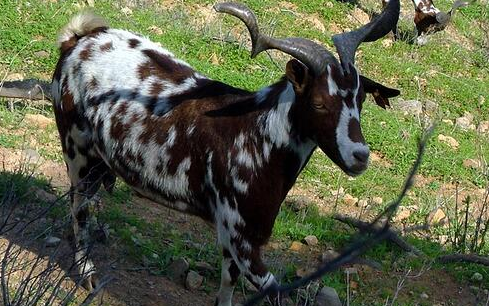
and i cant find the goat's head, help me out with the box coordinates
[215,1,400,176]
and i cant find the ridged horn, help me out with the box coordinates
[214,2,338,76]
[332,0,400,72]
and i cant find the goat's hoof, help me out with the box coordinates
[81,274,100,291]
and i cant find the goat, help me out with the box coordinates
[2,2,400,305]
[412,0,468,44]
[381,0,467,44]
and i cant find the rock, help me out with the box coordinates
[31,187,57,203]
[427,208,446,226]
[6,73,24,81]
[343,194,358,206]
[121,6,133,15]
[45,236,61,247]
[372,197,383,205]
[394,206,411,222]
[478,121,489,134]
[195,261,215,273]
[34,50,50,58]
[381,39,393,48]
[315,286,342,306]
[463,159,482,170]
[185,270,204,290]
[358,199,368,208]
[289,241,304,252]
[23,149,41,164]
[455,112,476,131]
[396,99,422,116]
[147,25,163,35]
[296,267,314,278]
[471,272,483,282]
[321,249,340,262]
[424,100,438,114]
[24,114,54,129]
[167,258,189,283]
[420,292,429,299]
[303,235,319,246]
[438,134,459,149]
[331,187,344,197]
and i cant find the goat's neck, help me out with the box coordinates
[255,79,317,170]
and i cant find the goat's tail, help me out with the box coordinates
[57,12,108,48]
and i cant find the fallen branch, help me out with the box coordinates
[437,254,489,266]
[0,79,52,101]
[334,214,424,256]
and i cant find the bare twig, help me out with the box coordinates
[437,254,489,266]
[334,214,424,256]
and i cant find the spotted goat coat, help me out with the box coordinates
[52,13,398,306]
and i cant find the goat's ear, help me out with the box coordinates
[286,59,310,94]
[360,75,400,109]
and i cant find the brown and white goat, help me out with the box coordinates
[46,2,400,305]
[382,0,467,44]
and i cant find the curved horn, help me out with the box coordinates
[332,0,400,72]
[214,2,338,76]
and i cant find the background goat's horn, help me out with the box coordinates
[214,2,338,76]
[332,0,400,72]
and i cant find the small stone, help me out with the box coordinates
[31,187,57,203]
[321,249,340,262]
[45,236,61,247]
[358,199,368,208]
[427,208,446,225]
[438,134,459,149]
[394,206,411,222]
[455,113,476,131]
[195,261,215,272]
[23,149,41,164]
[296,267,313,278]
[148,25,163,35]
[478,121,489,134]
[315,286,342,306]
[121,6,133,15]
[372,197,383,205]
[34,50,50,58]
[167,258,189,283]
[185,270,204,290]
[419,292,429,299]
[471,272,483,282]
[331,187,344,197]
[463,159,482,170]
[24,114,54,129]
[343,194,358,206]
[424,100,438,114]
[303,235,319,246]
[289,241,304,252]
[396,99,422,116]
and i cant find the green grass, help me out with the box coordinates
[1,0,488,305]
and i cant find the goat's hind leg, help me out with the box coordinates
[65,147,112,290]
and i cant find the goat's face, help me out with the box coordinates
[287,59,398,176]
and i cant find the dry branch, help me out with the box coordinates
[334,214,424,256]
[437,254,489,266]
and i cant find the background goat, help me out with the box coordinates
[4,1,400,305]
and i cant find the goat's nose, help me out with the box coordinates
[353,150,369,164]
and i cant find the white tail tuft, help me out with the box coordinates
[57,12,108,47]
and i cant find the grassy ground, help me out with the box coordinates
[1,0,489,305]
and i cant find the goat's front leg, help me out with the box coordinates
[215,249,241,306]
